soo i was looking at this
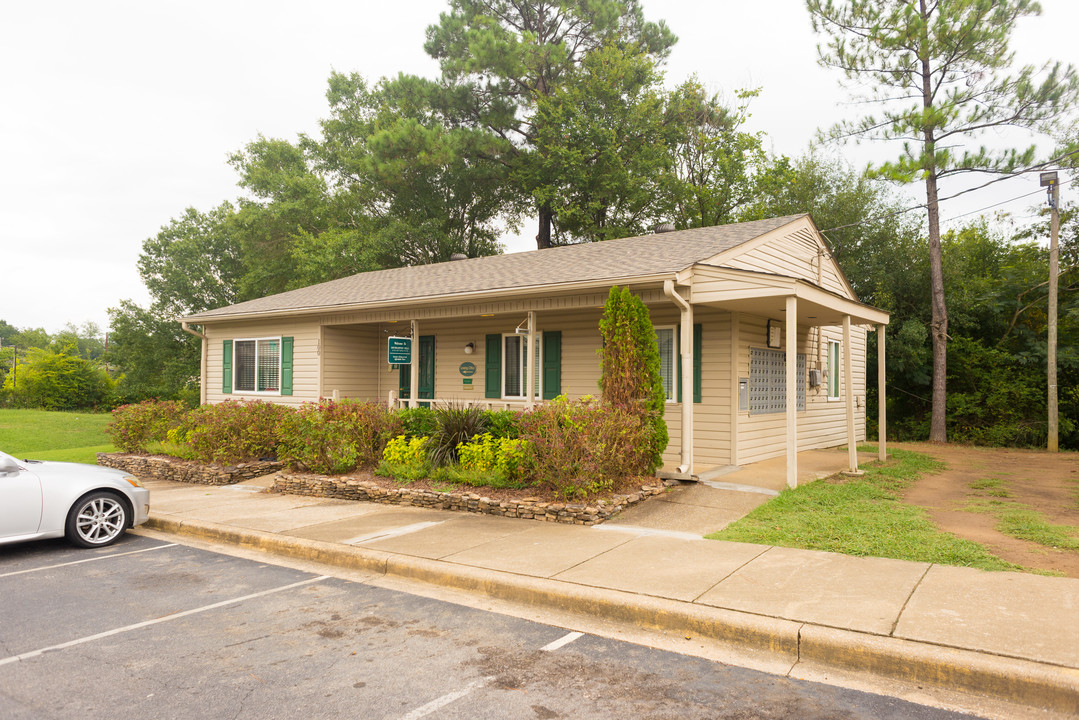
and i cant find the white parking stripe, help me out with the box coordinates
[541,631,584,652]
[0,575,328,667]
[398,677,493,720]
[0,543,178,578]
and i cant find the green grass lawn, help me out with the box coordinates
[707,447,1026,573]
[0,408,116,464]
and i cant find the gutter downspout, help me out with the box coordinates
[181,322,208,406]
[663,280,693,475]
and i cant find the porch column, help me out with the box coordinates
[525,311,536,409]
[409,320,420,409]
[199,335,207,406]
[844,315,858,473]
[729,311,740,467]
[785,295,798,489]
[878,323,887,462]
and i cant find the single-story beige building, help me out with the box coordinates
[181,214,890,487]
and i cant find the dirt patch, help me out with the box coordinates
[900,443,1079,577]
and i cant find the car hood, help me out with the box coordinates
[22,459,133,483]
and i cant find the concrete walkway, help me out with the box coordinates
[138,458,1079,718]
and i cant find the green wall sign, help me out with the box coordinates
[459,361,476,377]
[388,337,412,364]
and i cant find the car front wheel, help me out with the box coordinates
[66,492,128,548]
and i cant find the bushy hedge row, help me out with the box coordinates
[108,396,658,498]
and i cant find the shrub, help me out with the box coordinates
[4,348,114,411]
[171,400,291,465]
[107,399,188,453]
[598,286,668,472]
[428,402,487,467]
[376,435,431,482]
[397,406,437,438]
[431,462,532,489]
[457,432,534,483]
[278,399,403,474]
[483,410,522,439]
[519,396,654,499]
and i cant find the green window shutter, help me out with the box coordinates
[222,340,232,394]
[280,336,294,396]
[693,323,702,404]
[485,334,501,398]
[542,331,561,400]
[676,325,682,403]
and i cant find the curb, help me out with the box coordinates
[145,515,1079,715]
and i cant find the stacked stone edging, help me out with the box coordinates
[273,472,668,525]
[96,453,282,486]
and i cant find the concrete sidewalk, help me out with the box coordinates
[139,471,1079,717]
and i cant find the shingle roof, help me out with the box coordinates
[184,215,807,322]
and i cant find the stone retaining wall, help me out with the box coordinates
[97,453,283,486]
[273,473,670,525]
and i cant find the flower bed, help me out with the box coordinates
[97,452,282,486]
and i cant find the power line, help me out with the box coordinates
[941,177,1076,225]
[818,153,1078,234]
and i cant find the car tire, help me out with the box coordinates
[66,491,129,548]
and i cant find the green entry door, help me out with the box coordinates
[399,336,435,407]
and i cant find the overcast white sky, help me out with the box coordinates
[2,0,1076,334]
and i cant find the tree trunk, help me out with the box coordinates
[919,1,948,443]
[537,206,553,249]
[925,169,948,443]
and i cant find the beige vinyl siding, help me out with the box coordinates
[368,309,606,406]
[321,325,379,399]
[204,319,321,407]
[735,314,867,465]
[646,305,733,472]
[725,226,852,298]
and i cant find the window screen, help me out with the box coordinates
[257,339,280,392]
[234,340,256,393]
[655,327,675,400]
[828,340,841,400]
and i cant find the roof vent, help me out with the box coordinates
[654,223,676,234]
[450,253,468,261]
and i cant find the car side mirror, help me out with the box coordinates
[0,457,22,475]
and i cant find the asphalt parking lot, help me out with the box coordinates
[0,534,978,719]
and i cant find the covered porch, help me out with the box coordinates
[678,266,891,488]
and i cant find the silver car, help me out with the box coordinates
[0,450,150,548]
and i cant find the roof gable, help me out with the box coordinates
[704,215,858,301]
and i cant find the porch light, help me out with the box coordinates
[464,342,475,355]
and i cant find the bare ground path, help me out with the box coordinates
[900,443,1079,577]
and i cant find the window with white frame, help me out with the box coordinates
[827,340,841,400]
[502,333,542,399]
[234,338,281,393]
[655,326,676,401]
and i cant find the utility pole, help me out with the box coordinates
[1041,171,1060,452]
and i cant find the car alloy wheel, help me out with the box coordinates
[67,492,128,548]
